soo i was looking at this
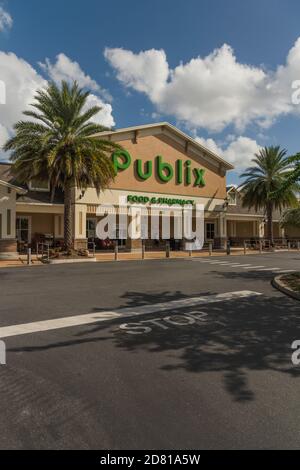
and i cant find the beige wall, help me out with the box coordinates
[227,220,259,238]
[0,184,17,240]
[16,212,54,240]
[285,225,300,238]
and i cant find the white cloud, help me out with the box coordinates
[0,51,46,161]
[104,48,169,102]
[0,6,12,32]
[84,93,115,128]
[0,123,9,160]
[39,53,115,127]
[105,39,300,132]
[0,51,115,161]
[39,53,112,102]
[196,135,261,169]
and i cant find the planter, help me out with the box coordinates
[272,274,300,301]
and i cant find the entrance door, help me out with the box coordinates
[206,222,215,241]
[16,216,31,244]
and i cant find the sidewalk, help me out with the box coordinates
[0,247,296,269]
[94,249,248,262]
[0,256,43,269]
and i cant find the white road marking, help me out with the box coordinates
[256,267,281,271]
[0,291,262,339]
[230,264,252,267]
[194,259,295,274]
[207,261,229,264]
[242,265,265,269]
[276,270,296,274]
[212,261,232,266]
[226,263,244,268]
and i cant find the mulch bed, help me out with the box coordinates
[281,273,300,293]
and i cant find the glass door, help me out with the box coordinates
[16,216,31,244]
[206,222,215,241]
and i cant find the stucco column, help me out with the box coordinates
[54,214,64,240]
[258,220,264,238]
[215,213,227,249]
[280,226,285,239]
[0,185,18,260]
[72,203,88,250]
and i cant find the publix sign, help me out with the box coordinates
[112,150,206,188]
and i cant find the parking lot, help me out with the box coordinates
[0,252,300,449]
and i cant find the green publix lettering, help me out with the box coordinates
[112,150,206,188]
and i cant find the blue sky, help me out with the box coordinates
[1,0,300,183]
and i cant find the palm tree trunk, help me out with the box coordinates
[64,181,73,254]
[266,202,274,246]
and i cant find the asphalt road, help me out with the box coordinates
[0,252,300,449]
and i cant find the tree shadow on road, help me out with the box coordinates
[111,293,300,402]
[8,287,300,403]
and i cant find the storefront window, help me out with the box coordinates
[206,223,215,240]
[16,216,30,243]
[86,218,96,239]
[115,225,126,247]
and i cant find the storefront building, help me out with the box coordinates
[0,122,298,259]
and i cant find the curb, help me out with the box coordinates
[272,275,300,301]
[46,257,97,265]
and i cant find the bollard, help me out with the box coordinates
[226,240,231,256]
[93,242,96,257]
[259,240,263,254]
[189,250,192,258]
[209,242,213,256]
[243,241,247,255]
[166,242,170,259]
[27,247,32,266]
[142,241,145,260]
[288,241,291,251]
[114,243,119,261]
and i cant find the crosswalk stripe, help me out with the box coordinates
[242,265,265,269]
[224,263,250,267]
[0,290,262,340]
[276,270,296,274]
[256,267,281,271]
[207,261,229,264]
[230,264,252,267]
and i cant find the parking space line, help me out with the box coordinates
[0,290,262,339]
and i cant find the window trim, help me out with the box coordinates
[28,180,50,192]
[228,191,237,206]
[6,209,11,236]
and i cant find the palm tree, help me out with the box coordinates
[240,146,299,244]
[281,207,300,229]
[278,153,300,233]
[3,81,120,253]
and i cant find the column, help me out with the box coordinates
[72,203,88,250]
[215,213,227,249]
[258,220,264,239]
[0,186,18,260]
